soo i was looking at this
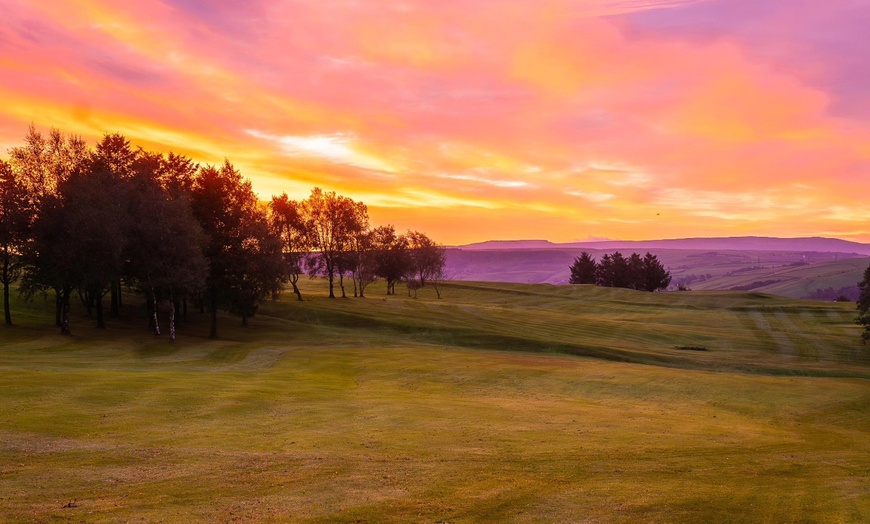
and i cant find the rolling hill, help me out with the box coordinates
[446,236,870,299]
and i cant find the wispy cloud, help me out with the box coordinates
[245,130,396,174]
[565,190,615,202]
[439,173,529,189]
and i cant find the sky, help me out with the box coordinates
[1,0,869,245]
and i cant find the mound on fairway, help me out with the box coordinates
[1,280,868,522]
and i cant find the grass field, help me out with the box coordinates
[1,280,869,522]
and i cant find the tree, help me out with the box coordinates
[429,259,448,299]
[94,132,136,179]
[0,160,31,325]
[641,252,671,292]
[269,193,309,301]
[371,225,410,295]
[65,160,129,329]
[597,252,631,288]
[626,253,645,290]
[856,262,870,343]
[9,126,88,327]
[127,155,208,340]
[190,161,284,337]
[9,125,87,204]
[569,252,597,284]
[301,188,367,298]
[22,159,129,334]
[406,230,446,288]
[348,228,378,297]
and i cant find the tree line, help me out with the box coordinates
[0,126,446,338]
[569,251,671,291]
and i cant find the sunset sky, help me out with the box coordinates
[1,0,869,244]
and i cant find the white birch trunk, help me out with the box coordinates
[168,290,176,342]
[152,287,160,336]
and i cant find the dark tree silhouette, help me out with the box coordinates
[24,160,128,333]
[642,252,671,292]
[67,160,129,329]
[127,155,208,340]
[9,127,87,326]
[596,252,631,288]
[190,161,284,337]
[626,253,645,290]
[0,160,30,325]
[569,252,597,284]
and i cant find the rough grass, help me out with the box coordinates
[0,280,868,522]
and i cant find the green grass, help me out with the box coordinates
[1,280,868,522]
[688,257,870,298]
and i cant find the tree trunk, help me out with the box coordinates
[79,288,93,317]
[110,280,119,316]
[55,290,61,327]
[152,288,160,336]
[169,290,176,343]
[146,289,155,329]
[290,274,303,301]
[173,296,181,325]
[2,279,9,326]
[95,290,105,329]
[60,286,72,336]
[327,269,335,298]
[209,296,218,338]
[241,312,248,327]
[339,273,347,298]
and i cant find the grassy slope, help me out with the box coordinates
[446,248,869,299]
[688,257,869,297]
[1,281,868,523]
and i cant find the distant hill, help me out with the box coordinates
[445,236,870,300]
[457,239,559,250]
[459,236,870,255]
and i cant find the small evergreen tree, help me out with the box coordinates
[642,252,671,292]
[569,252,597,284]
